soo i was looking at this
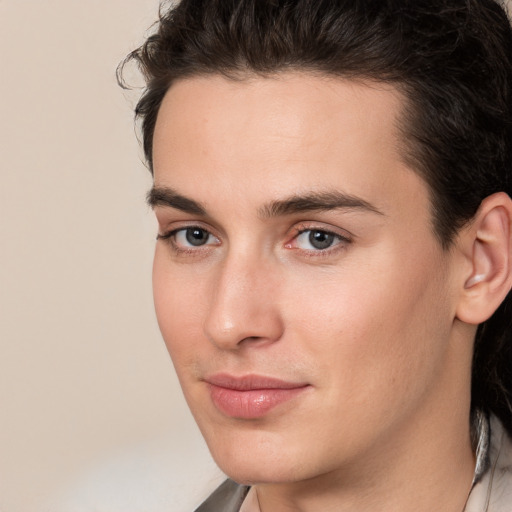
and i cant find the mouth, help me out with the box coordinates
[204,374,311,419]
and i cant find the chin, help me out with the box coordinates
[203,428,317,486]
[216,457,300,486]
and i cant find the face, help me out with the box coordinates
[151,74,462,485]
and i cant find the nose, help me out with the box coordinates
[203,253,284,350]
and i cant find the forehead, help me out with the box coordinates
[152,73,427,220]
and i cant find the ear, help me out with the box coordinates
[456,192,512,325]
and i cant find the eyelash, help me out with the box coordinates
[157,224,352,258]
[156,227,220,256]
[286,225,352,257]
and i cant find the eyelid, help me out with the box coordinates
[284,222,353,254]
[157,223,221,254]
[290,222,353,241]
[156,220,352,258]
[156,219,219,238]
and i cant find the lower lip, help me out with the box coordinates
[208,384,309,419]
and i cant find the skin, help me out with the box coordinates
[151,74,478,512]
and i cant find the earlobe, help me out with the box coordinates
[457,192,512,325]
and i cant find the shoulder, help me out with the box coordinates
[195,479,250,512]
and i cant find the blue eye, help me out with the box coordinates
[174,227,217,247]
[294,229,345,251]
[181,228,210,246]
[157,227,220,250]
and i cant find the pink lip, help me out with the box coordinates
[205,374,310,419]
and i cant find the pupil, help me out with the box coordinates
[309,230,334,250]
[186,228,208,246]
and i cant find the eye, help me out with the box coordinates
[176,227,213,247]
[297,230,338,250]
[287,228,351,252]
[158,226,220,249]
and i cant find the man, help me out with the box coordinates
[122,0,512,510]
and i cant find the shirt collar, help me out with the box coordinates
[470,409,491,487]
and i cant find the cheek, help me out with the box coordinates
[283,246,452,401]
[152,248,209,364]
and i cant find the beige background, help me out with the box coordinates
[2,1,511,512]
[0,2,222,511]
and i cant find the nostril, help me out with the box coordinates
[239,336,269,346]
[204,312,284,350]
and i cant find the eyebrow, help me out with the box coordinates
[147,186,383,218]
[147,187,206,215]
[258,191,384,218]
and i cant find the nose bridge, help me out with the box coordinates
[204,248,283,349]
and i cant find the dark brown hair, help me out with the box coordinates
[120,0,512,429]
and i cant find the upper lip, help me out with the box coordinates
[204,373,309,391]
